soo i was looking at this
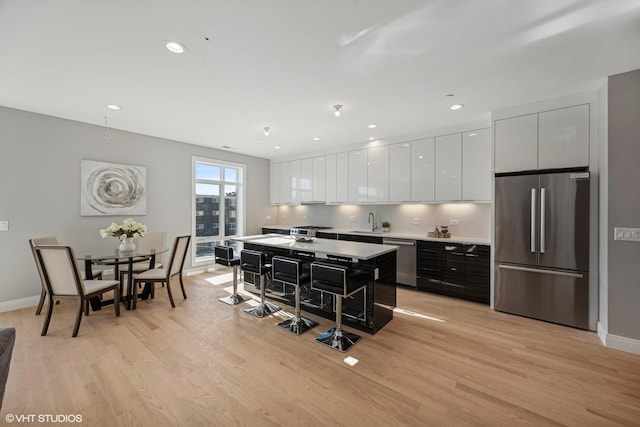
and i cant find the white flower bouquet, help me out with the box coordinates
[99,218,148,240]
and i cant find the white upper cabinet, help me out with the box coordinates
[289,160,301,204]
[494,103,589,173]
[538,104,589,170]
[312,156,326,202]
[336,152,349,203]
[299,158,313,203]
[494,113,538,173]
[269,163,280,204]
[367,145,389,202]
[462,128,492,201]
[278,162,291,204]
[410,138,435,202]
[325,154,337,203]
[435,133,462,201]
[389,143,411,202]
[348,150,368,203]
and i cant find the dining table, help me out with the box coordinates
[78,247,169,310]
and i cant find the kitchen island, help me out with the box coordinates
[232,234,398,334]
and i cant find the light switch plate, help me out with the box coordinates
[0,221,8,231]
[614,227,640,241]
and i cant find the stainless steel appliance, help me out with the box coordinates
[289,226,331,240]
[382,238,416,287]
[494,170,591,329]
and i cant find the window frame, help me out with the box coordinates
[191,156,246,266]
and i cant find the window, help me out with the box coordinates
[192,157,244,263]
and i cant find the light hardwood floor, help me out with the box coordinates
[1,269,639,426]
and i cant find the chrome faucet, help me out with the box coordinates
[368,212,377,232]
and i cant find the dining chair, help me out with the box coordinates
[132,235,191,309]
[29,236,104,315]
[33,245,120,337]
[117,231,167,283]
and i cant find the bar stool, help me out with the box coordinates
[271,256,318,335]
[310,262,368,352]
[215,246,251,305]
[241,250,280,317]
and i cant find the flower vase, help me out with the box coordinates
[118,237,136,253]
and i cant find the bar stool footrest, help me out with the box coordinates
[316,329,361,352]
[218,293,252,305]
[278,316,318,335]
[244,301,281,318]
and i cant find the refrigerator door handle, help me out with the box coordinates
[497,264,584,278]
[540,187,546,254]
[531,188,536,253]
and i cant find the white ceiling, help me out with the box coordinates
[1,0,640,160]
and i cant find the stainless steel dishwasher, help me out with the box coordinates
[383,238,416,287]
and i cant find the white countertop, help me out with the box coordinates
[233,234,399,260]
[261,226,491,245]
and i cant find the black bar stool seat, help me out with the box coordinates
[272,256,318,335]
[310,261,368,352]
[215,246,251,305]
[241,250,280,317]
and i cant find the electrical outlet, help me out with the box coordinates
[266,215,271,221]
[412,218,421,225]
[0,221,7,231]
[349,216,357,223]
[614,227,640,241]
[450,219,459,226]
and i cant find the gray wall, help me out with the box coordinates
[607,69,640,340]
[597,81,608,335]
[0,106,273,304]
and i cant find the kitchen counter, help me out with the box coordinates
[233,233,398,260]
[261,226,491,245]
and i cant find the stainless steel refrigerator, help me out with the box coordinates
[494,171,591,329]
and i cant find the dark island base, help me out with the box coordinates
[241,243,396,335]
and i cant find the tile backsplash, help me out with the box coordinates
[269,203,491,238]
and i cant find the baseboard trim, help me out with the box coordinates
[604,332,640,356]
[597,321,607,346]
[598,322,640,356]
[0,295,40,313]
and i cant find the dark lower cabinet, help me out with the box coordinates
[417,241,489,304]
[417,241,443,292]
[261,227,291,235]
[337,233,383,244]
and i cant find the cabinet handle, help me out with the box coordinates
[540,187,546,254]
[465,254,479,257]
[531,188,536,253]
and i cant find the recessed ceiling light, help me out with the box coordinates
[312,137,320,141]
[165,41,187,54]
[274,146,281,149]
[468,133,477,137]
[263,126,271,136]
[403,143,409,147]
[333,105,342,117]
[450,104,463,110]
[368,124,377,129]
[106,104,120,110]
[369,137,375,141]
